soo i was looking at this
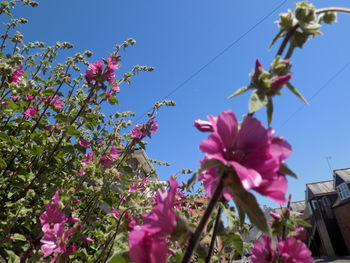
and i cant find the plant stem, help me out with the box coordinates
[205,206,222,263]
[181,172,226,263]
[315,7,350,15]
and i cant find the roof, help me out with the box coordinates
[273,201,305,214]
[289,200,306,212]
[307,180,335,195]
[334,168,350,182]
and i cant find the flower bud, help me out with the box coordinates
[278,11,295,29]
[320,12,337,24]
[295,2,316,23]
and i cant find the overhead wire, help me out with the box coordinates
[134,0,288,122]
[278,60,350,130]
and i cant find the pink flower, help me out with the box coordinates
[129,226,168,263]
[40,224,74,258]
[196,110,291,205]
[251,235,276,263]
[43,125,52,132]
[149,120,158,134]
[277,237,313,263]
[194,119,215,132]
[128,178,179,263]
[99,156,113,169]
[9,65,24,84]
[109,145,119,159]
[39,191,67,232]
[83,237,94,243]
[110,209,120,219]
[142,178,178,235]
[85,61,103,83]
[105,92,112,100]
[1,101,10,106]
[111,83,120,92]
[269,211,281,220]
[23,106,37,118]
[271,74,292,89]
[107,56,120,70]
[81,152,94,166]
[53,96,63,109]
[79,170,86,176]
[25,94,35,102]
[53,124,61,131]
[78,139,90,148]
[131,127,144,139]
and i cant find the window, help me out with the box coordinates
[337,183,350,200]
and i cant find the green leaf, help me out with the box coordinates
[0,131,10,142]
[107,255,126,263]
[269,29,284,48]
[279,164,298,178]
[4,250,20,263]
[249,90,268,113]
[13,233,26,241]
[228,86,251,99]
[236,202,246,227]
[286,82,308,104]
[232,233,244,255]
[65,125,81,136]
[0,158,6,168]
[225,172,269,234]
[266,97,273,126]
[108,96,119,105]
[293,218,311,227]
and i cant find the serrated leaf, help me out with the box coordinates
[249,90,268,113]
[269,29,284,48]
[279,164,298,178]
[228,86,251,99]
[225,172,269,234]
[286,82,308,104]
[266,97,273,126]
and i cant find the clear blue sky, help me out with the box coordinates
[10,0,350,208]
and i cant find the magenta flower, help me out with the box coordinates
[196,110,291,205]
[40,223,74,258]
[251,235,276,263]
[128,178,179,263]
[269,211,281,220]
[25,94,35,102]
[9,65,24,84]
[78,139,90,148]
[142,178,178,235]
[23,106,37,118]
[85,61,103,83]
[271,73,292,89]
[105,92,112,100]
[39,191,67,232]
[110,209,120,219]
[110,145,119,159]
[131,127,144,139]
[53,96,63,109]
[81,152,94,166]
[277,237,313,263]
[53,124,61,131]
[99,156,113,169]
[129,226,168,263]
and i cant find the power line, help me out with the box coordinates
[278,60,350,130]
[135,0,288,122]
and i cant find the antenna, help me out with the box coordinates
[325,156,333,174]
